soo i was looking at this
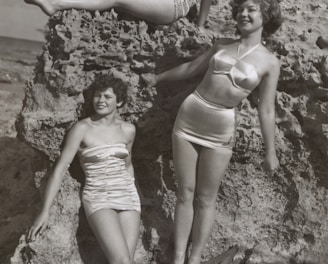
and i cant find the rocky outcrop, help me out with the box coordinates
[4,0,328,263]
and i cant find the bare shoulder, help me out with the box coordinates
[255,46,280,77]
[68,118,90,137]
[119,120,136,139]
[262,46,280,67]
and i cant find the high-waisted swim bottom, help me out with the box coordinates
[173,91,236,149]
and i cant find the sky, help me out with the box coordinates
[0,0,48,42]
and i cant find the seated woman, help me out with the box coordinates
[27,74,141,264]
[24,0,212,26]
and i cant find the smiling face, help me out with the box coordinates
[92,87,117,116]
[231,0,283,37]
[235,0,263,36]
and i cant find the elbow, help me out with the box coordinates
[258,103,275,116]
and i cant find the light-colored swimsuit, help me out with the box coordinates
[174,0,197,20]
[173,44,261,149]
[79,143,141,217]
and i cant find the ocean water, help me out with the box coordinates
[0,36,43,135]
[0,35,43,93]
[0,35,43,62]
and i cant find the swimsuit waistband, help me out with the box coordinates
[193,91,234,109]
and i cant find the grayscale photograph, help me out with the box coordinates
[0,0,327,263]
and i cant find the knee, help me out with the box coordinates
[195,192,216,209]
[110,255,132,264]
[176,186,195,204]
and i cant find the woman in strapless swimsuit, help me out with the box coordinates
[142,0,283,263]
[25,0,211,26]
[27,75,141,264]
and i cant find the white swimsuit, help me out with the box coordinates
[78,143,141,217]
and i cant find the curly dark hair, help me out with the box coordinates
[88,74,128,104]
[231,0,283,37]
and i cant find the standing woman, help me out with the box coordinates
[142,0,283,263]
[24,0,212,26]
[27,75,141,264]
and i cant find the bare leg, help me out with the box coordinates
[188,147,232,264]
[172,135,199,264]
[24,0,176,24]
[88,209,139,263]
[118,210,141,260]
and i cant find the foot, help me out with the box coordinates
[316,36,328,49]
[24,0,56,16]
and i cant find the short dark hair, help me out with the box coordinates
[231,0,283,37]
[89,74,128,103]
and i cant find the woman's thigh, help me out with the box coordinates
[172,135,199,194]
[118,210,141,258]
[87,209,131,261]
[196,147,232,199]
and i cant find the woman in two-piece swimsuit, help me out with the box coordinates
[24,0,211,26]
[27,75,141,263]
[142,0,283,263]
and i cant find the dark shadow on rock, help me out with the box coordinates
[133,49,204,262]
[0,137,47,262]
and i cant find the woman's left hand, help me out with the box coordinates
[263,152,279,176]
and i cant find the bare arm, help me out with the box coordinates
[124,123,136,177]
[197,0,211,27]
[142,44,219,86]
[156,46,215,82]
[258,55,280,174]
[27,122,87,241]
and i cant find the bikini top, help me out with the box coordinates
[211,43,261,94]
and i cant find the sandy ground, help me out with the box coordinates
[0,82,25,137]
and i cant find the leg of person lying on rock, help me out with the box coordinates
[24,0,176,24]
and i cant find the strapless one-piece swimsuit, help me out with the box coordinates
[78,143,141,217]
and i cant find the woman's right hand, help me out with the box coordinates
[141,73,157,87]
[27,210,50,242]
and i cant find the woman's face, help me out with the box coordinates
[92,87,117,116]
[236,0,263,35]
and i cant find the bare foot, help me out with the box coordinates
[316,36,328,50]
[24,0,56,16]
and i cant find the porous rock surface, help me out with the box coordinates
[4,0,328,263]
